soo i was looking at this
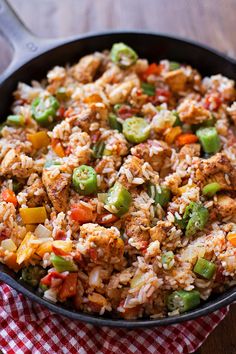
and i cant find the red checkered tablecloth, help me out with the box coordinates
[0,282,229,354]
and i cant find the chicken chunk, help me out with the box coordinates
[202,74,235,101]
[149,221,172,242]
[73,103,108,132]
[214,194,236,220]
[124,214,150,247]
[71,53,102,83]
[164,68,188,92]
[17,175,48,207]
[179,144,201,159]
[0,149,34,178]
[78,223,124,263]
[131,140,171,172]
[195,153,236,190]
[177,98,211,124]
[118,156,155,189]
[42,168,71,212]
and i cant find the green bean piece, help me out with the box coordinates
[7,114,25,127]
[123,117,150,143]
[148,184,171,207]
[196,127,220,154]
[92,141,105,158]
[106,182,132,216]
[169,61,181,71]
[167,289,200,313]
[72,165,97,195]
[108,113,122,132]
[141,82,155,96]
[12,180,23,193]
[50,253,78,273]
[111,42,138,68]
[202,182,221,197]
[173,111,182,127]
[193,258,216,280]
[184,202,209,237]
[21,265,47,287]
[31,96,59,126]
[161,251,175,270]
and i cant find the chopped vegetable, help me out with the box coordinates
[1,189,17,206]
[25,224,36,232]
[152,110,176,132]
[202,182,221,197]
[6,114,25,126]
[108,113,122,132]
[183,202,209,237]
[161,251,175,270]
[111,42,138,68]
[148,184,171,207]
[92,141,105,158]
[176,133,198,146]
[58,273,78,301]
[51,138,65,157]
[19,207,47,224]
[97,193,108,203]
[106,182,132,216]
[34,224,52,239]
[21,265,47,287]
[164,126,182,144]
[123,117,150,143]
[173,112,182,127]
[56,87,68,101]
[141,82,155,96]
[227,233,236,247]
[27,131,50,149]
[193,258,216,279]
[16,232,38,264]
[169,61,181,71]
[12,180,22,193]
[44,160,61,168]
[70,203,94,223]
[196,127,220,154]
[167,289,200,313]
[72,165,97,195]
[143,63,162,79]
[1,239,17,252]
[40,270,66,286]
[31,96,59,126]
[50,253,78,272]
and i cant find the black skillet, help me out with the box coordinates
[0,0,236,328]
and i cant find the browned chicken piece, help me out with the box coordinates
[179,144,201,159]
[71,53,102,83]
[0,149,34,178]
[73,103,108,132]
[195,153,236,190]
[164,68,188,92]
[131,140,171,172]
[42,169,71,212]
[149,221,172,242]
[214,194,236,220]
[124,213,150,247]
[177,98,211,124]
[79,223,124,263]
[18,177,48,207]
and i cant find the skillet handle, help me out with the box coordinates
[0,0,66,81]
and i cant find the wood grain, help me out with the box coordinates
[0,1,236,353]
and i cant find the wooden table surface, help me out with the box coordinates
[0,0,236,353]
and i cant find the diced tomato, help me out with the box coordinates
[140,241,148,254]
[64,107,74,118]
[1,189,18,206]
[96,213,119,225]
[57,106,65,119]
[142,63,163,80]
[54,230,66,241]
[51,245,69,256]
[51,138,65,157]
[176,133,198,146]
[58,273,78,301]
[117,105,138,120]
[0,228,10,242]
[150,88,171,104]
[40,271,67,286]
[203,92,222,111]
[70,203,94,223]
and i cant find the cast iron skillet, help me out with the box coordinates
[0,0,236,328]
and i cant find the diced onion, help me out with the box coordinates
[34,224,52,238]
[1,239,17,252]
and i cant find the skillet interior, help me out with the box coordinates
[0,31,236,327]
